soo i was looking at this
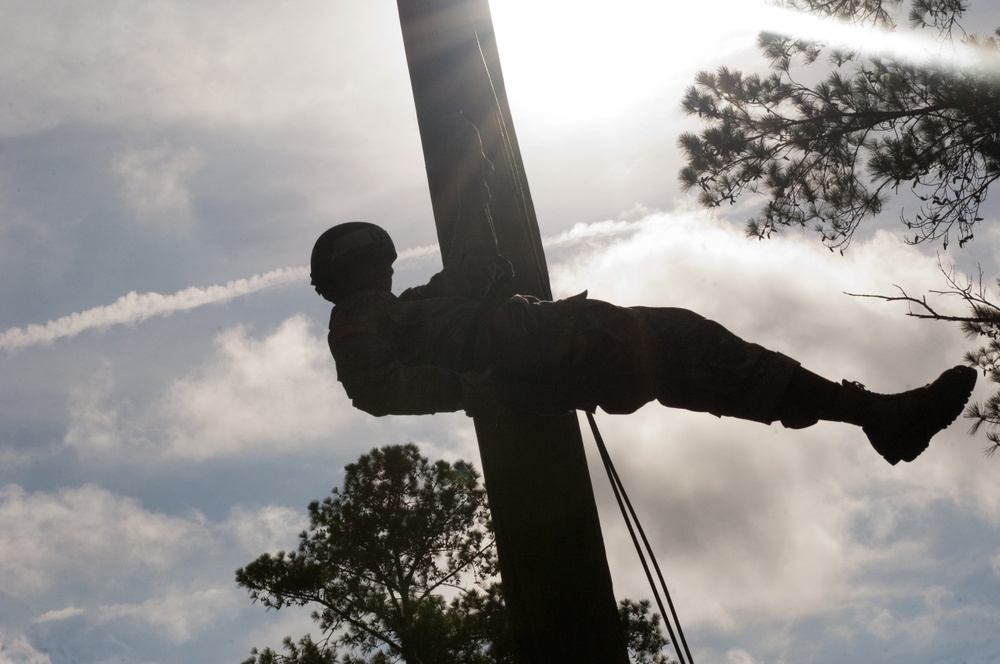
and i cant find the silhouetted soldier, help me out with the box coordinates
[311,129,976,466]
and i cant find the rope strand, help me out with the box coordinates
[585,411,694,664]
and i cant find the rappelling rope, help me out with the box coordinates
[585,411,695,664]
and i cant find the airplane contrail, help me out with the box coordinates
[0,219,644,351]
[0,266,308,351]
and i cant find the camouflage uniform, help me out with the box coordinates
[318,114,977,464]
[328,281,799,421]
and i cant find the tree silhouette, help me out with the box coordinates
[678,0,1000,450]
[237,444,673,663]
[237,444,504,663]
[680,0,999,252]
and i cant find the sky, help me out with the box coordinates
[2,0,1000,663]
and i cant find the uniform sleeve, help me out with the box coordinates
[400,118,513,302]
[328,304,466,417]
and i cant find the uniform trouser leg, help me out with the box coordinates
[489,296,975,465]
[631,307,800,423]
[490,298,800,422]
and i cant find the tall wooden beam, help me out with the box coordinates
[395,1,630,661]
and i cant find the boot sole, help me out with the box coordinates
[865,365,977,465]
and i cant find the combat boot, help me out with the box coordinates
[841,365,977,465]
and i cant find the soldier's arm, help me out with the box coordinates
[338,358,466,417]
[402,117,512,301]
[442,119,507,282]
[329,310,467,416]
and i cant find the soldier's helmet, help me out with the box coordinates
[310,222,397,303]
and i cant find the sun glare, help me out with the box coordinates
[488,0,994,129]
[760,5,974,64]
[489,0,750,127]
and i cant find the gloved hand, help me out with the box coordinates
[460,368,506,423]
[443,113,494,208]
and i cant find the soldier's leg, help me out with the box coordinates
[773,364,976,464]
[490,298,975,464]
[636,307,976,465]
[639,308,798,422]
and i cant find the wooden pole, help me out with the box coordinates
[395,1,630,661]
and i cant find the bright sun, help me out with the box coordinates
[488,0,769,126]
[488,0,963,128]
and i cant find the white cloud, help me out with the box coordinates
[0,629,51,664]
[33,586,242,644]
[158,315,349,460]
[0,0,407,137]
[63,363,123,455]
[226,504,306,555]
[849,584,992,653]
[113,144,204,228]
[0,484,313,651]
[57,311,408,463]
[593,414,886,631]
[92,586,241,644]
[0,484,205,598]
[726,649,758,664]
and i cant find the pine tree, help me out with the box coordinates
[679,0,1000,450]
[237,444,673,663]
[680,0,999,252]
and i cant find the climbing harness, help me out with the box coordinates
[585,411,695,664]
